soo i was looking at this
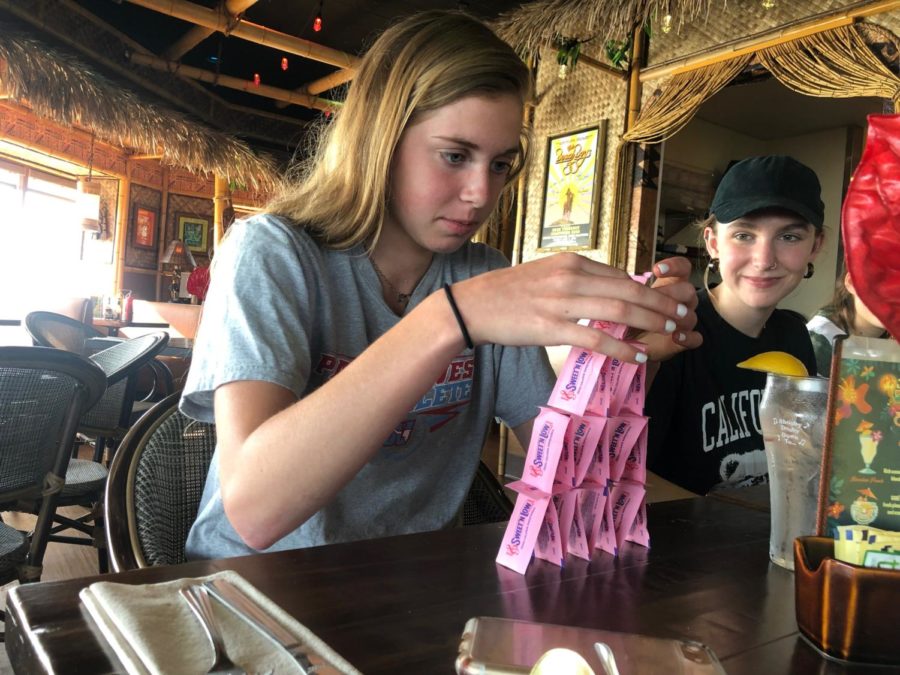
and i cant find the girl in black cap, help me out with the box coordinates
[645,155,825,496]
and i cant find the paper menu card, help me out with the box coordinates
[818,335,900,538]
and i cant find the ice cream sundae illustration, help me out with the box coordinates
[856,420,881,475]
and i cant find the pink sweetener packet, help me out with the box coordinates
[496,488,551,574]
[580,417,610,488]
[520,407,569,494]
[551,494,568,554]
[620,417,649,484]
[595,492,618,557]
[606,415,648,482]
[626,494,650,548]
[568,414,606,488]
[609,480,645,550]
[587,319,628,339]
[562,490,591,561]
[584,363,611,417]
[555,425,575,486]
[577,485,607,552]
[534,497,564,567]
[606,356,640,417]
[620,352,647,416]
[546,348,606,416]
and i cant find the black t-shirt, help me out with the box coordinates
[646,290,817,495]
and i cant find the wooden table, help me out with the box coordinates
[3,497,878,674]
[92,319,170,337]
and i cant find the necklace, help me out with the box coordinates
[370,257,413,306]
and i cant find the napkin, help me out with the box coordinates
[80,570,361,675]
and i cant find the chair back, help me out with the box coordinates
[106,393,216,572]
[79,332,169,437]
[461,461,513,526]
[0,347,106,581]
[24,311,103,355]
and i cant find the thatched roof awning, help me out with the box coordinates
[494,0,720,55]
[0,24,278,190]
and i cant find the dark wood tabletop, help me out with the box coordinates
[4,497,879,674]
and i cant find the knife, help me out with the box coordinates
[203,578,317,674]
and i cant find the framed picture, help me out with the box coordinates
[817,335,900,537]
[176,213,210,253]
[538,122,607,251]
[131,206,158,250]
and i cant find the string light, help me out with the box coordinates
[661,14,673,33]
[253,73,261,87]
[313,0,324,32]
[281,56,288,71]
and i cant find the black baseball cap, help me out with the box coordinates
[710,155,824,230]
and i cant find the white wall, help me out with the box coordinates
[661,119,847,318]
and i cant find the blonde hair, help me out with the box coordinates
[268,11,532,250]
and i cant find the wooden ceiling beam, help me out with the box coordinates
[129,51,341,112]
[124,0,360,70]
[162,0,258,60]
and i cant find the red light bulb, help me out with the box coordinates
[313,15,322,32]
[253,73,260,87]
[281,57,288,71]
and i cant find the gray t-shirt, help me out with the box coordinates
[182,214,555,559]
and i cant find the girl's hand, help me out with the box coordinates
[639,257,703,361]
[451,253,700,363]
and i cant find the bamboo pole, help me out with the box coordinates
[274,68,355,109]
[157,166,170,300]
[162,0,258,60]
[124,0,359,69]
[213,174,228,252]
[114,164,132,294]
[626,27,645,131]
[641,0,900,82]
[128,51,340,112]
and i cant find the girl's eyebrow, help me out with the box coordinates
[433,135,519,155]
[728,219,810,231]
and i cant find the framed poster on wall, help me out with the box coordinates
[538,122,607,251]
[131,206,158,250]
[176,213,210,253]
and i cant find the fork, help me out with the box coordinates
[180,585,248,675]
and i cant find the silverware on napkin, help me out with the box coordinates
[180,586,248,675]
[204,578,317,675]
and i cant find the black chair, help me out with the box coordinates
[106,392,216,572]
[0,347,105,603]
[461,461,514,526]
[24,311,174,424]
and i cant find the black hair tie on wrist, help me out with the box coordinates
[443,283,474,351]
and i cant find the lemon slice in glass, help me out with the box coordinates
[530,648,595,675]
[737,351,809,377]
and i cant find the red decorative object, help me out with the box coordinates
[313,15,322,32]
[281,56,288,71]
[841,114,900,340]
[253,73,261,87]
[187,265,211,302]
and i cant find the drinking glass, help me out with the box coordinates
[759,373,830,570]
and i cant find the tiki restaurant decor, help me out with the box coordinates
[0,26,278,190]
[539,123,607,251]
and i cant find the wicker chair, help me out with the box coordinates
[107,391,510,572]
[25,312,172,462]
[461,461,514,526]
[106,392,217,572]
[0,347,105,599]
[24,311,174,433]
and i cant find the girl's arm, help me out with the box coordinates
[217,253,699,550]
